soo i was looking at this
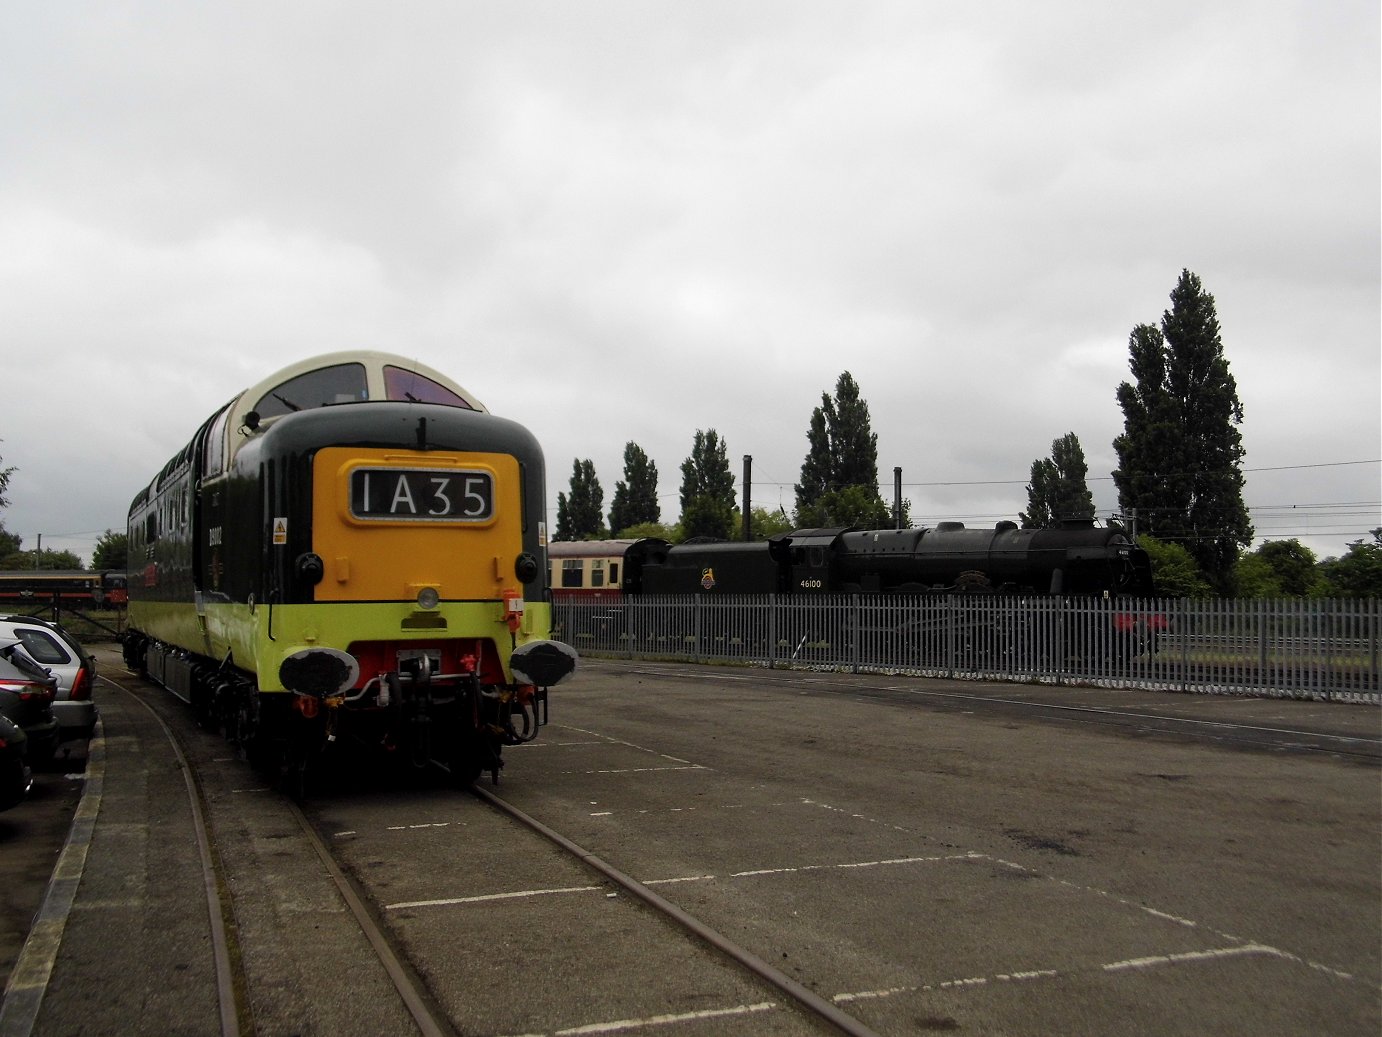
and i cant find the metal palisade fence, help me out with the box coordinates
[552,595,1381,704]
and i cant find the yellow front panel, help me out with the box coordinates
[312,446,524,602]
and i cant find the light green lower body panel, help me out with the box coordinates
[131,598,555,692]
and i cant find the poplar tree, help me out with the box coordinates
[1021,432,1095,528]
[0,445,17,557]
[793,372,891,528]
[608,442,660,535]
[554,459,605,541]
[678,429,736,541]
[1113,270,1252,592]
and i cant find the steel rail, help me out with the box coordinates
[472,783,886,1037]
[113,680,244,1037]
[117,675,456,1037]
[285,800,455,1037]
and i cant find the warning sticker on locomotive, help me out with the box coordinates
[349,467,494,522]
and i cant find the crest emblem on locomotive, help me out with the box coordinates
[700,568,716,590]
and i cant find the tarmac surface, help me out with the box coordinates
[0,748,86,994]
[1,648,1378,1036]
[0,660,226,1037]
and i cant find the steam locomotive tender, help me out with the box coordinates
[124,351,576,787]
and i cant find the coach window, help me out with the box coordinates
[203,405,231,476]
[591,560,606,588]
[609,562,620,587]
[384,366,476,409]
[252,363,368,420]
[561,559,583,588]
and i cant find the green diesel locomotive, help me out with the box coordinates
[124,351,576,789]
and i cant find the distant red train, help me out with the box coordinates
[0,570,128,609]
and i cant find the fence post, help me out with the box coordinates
[694,597,702,664]
[1056,598,1067,686]
[1371,598,1380,699]
[1179,599,1190,694]
[767,594,777,668]
[945,595,955,679]
[851,595,861,674]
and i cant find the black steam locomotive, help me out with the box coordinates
[649,519,1155,597]
[552,521,1159,666]
[554,519,1155,600]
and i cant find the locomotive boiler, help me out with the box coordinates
[637,520,1155,598]
[123,351,576,790]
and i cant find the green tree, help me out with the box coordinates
[92,530,129,571]
[0,443,16,558]
[0,442,13,510]
[1318,529,1382,598]
[1,548,84,571]
[679,429,737,541]
[1113,270,1252,593]
[1138,535,1213,598]
[794,372,892,528]
[1232,539,1321,598]
[618,520,680,543]
[748,506,795,541]
[608,442,660,535]
[553,459,605,541]
[1021,432,1095,528]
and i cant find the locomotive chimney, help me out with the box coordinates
[742,455,752,541]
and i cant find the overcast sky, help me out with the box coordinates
[2,1,1378,568]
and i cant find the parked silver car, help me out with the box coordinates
[0,616,98,746]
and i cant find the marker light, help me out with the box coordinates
[416,586,440,611]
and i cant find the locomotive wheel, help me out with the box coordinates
[281,711,326,801]
[443,711,494,787]
[447,742,485,788]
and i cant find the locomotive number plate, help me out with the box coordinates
[349,467,493,522]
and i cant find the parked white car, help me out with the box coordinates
[0,616,98,746]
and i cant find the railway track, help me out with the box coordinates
[44,669,872,1037]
